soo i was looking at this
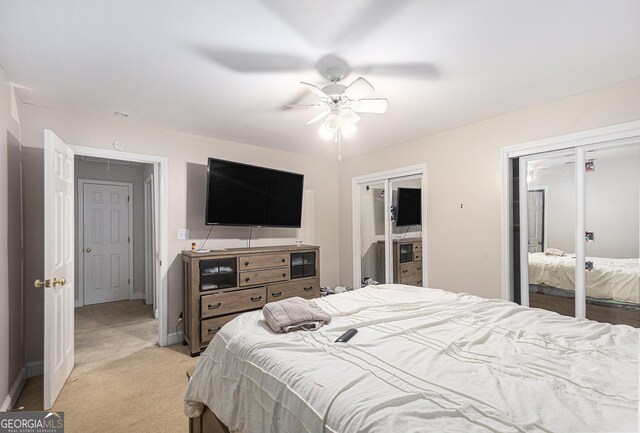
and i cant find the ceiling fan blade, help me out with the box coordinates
[196,48,311,73]
[343,77,374,100]
[355,62,440,80]
[300,82,327,98]
[351,98,388,114]
[340,108,361,124]
[283,104,325,109]
[307,110,330,124]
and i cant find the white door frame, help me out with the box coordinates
[70,145,170,347]
[352,164,428,290]
[77,179,134,307]
[500,119,640,303]
[144,173,156,308]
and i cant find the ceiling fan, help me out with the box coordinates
[286,67,388,144]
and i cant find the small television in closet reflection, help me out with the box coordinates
[205,158,304,228]
[396,188,421,227]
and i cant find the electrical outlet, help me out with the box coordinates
[177,228,189,240]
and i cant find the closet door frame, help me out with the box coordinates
[501,120,640,303]
[352,164,428,290]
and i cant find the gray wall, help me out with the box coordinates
[0,66,24,409]
[74,158,153,303]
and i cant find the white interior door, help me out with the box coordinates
[82,182,131,305]
[527,190,544,253]
[43,130,75,409]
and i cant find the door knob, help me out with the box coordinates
[34,279,51,288]
[52,277,66,287]
[85,248,92,253]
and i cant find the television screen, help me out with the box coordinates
[205,158,304,227]
[396,187,421,227]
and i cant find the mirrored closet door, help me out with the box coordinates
[353,166,426,290]
[516,142,640,327]
[521,149,577,318]
[584,144,640,326]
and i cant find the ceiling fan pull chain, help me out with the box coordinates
[337,131,342,161]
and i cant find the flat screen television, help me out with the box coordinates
[396,187,421,227]
[205,158,304,227]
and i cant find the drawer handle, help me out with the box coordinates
[303,286,313,292]
[417,280,422,284]
[244,261,250,266]
[417,267,422,271]
[282,273,287,277]
[402,269,408,273]
[208,303,222,310]
[207,327,221,335]
[245,277,251,282]
[251,296,262,302]
[272,291,282,297]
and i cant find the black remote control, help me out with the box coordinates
[335,328,358,343]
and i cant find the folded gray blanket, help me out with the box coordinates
[263,297,331,333]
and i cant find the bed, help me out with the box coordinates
[184,284,639,433]
[528,252,640,305]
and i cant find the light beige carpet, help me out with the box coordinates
[16,300,200,433]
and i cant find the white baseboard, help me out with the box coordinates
[74,299,83,308]
[130,292,145,300]
[1,366,26,411]
[167,331,183,346]
[0,361,42,411]
[26,361,43,378]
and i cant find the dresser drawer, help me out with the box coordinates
[400,273,423,287]
[400,261,423,275]
[200,287,266,319]
[267,278,319,302]
[200,313,242,344]
[239,253,289,271]
[240,267,289,287]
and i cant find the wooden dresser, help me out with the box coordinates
[376,238,423,286]
[182,244,320,356]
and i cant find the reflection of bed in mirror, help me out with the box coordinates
[528,252,640,309]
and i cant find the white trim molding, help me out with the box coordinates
[1,361,44,411]
[500,119,640,302]
[70,145,170,347]
[1,367,26,411]
[167,331,184,346]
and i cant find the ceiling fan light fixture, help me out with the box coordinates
[340,118,357,138]
[319,123,334,140]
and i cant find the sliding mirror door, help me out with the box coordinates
[521,150,576,317]
[359,181,387,287]
[390,176,424,286]
[353,165,427,290]
[584,144,640,326]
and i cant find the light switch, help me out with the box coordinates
[177,229,189,240]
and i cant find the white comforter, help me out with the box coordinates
[528,253,640,304]
[184,284,639,433]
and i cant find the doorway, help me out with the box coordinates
[352,164,427,290]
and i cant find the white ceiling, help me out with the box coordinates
[1,1,640,160]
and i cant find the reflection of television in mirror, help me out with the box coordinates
[396,188,421,227]
[205,158,304,227]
